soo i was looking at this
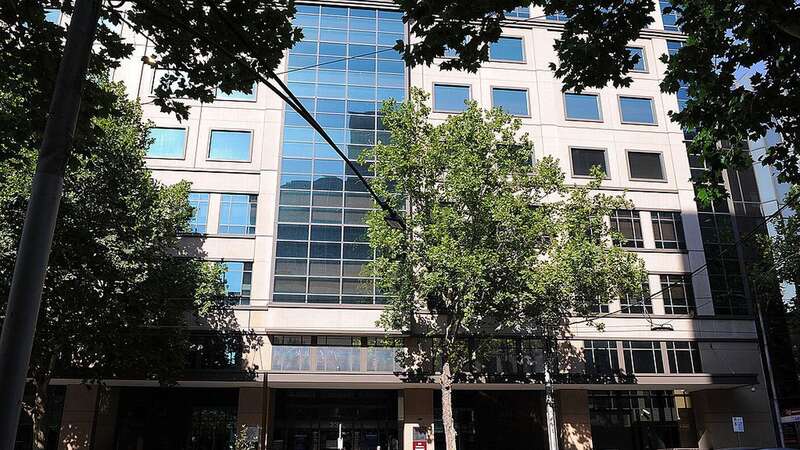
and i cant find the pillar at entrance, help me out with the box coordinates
[237,387,265,445]
[57,385,98,450]
[558,390,593,450]
[403,389,435,450]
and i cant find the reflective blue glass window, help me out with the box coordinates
[619,97,656,124]
[489,37,524,62]
[564,93,602,121]
[491,88,529,116]
[219,194,257,235]
[147,127,186,158]
[546,11,570,22]
[208,130,252,161]
[505,6,530,18]
[44,8,61,23]
[433,84,470,112]
[216,84,257,101]
[188,193,209,233]
[660,0,681,31]
[275,6,404,304]
[221,262,252,304]
[627,47,647,72]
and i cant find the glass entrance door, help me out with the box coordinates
[271,390,399,450]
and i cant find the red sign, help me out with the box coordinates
[412,440,427,450]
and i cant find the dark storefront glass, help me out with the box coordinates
[271,390,399,450]
[433,390,547,450]
[589,391,693,450]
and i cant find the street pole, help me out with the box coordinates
[0,0,99,447]
[544,337,559,450]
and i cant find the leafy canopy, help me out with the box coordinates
[0,0,300,121]
[365,89,646,363]
[393,0,800,199]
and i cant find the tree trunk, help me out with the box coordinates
[440,360,458,450]
[30,378,49,450]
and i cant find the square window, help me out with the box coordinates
[147,127,186,159]
[433,84,470,112]
[628,151,665,181]
[627,47,647,72]
[218,194,257,235]
[652,211,686,249]
[570,148,608,177]
[619,97,656,124]
[44,8,61,23]
[216,84,257,101]
[491,88,529,116]
[489,37,524,62]
[208,130,252,161]
[221,261,253,304]
[564,93,601,121]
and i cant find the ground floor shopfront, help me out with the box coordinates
[32,381,778,450]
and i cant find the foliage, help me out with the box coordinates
[368,89,646,341]
[0,0,300,121]
[392,0,800,200]
[364,89,646,449]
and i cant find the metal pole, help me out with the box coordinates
[0,0,99,447]
[544,337,559,450]
[754,288,786,447]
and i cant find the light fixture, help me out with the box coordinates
[650,323,674,332]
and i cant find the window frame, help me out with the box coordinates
[488,36,526,63]
[220,261,254,305]
[618,95,658,126]
[145,126,188,160]
[215,84,258,102]
[187,192,210,234]
[609,209,645,249]
[563,92,603,123]
[626,46,648,73]
[666,341,702,373]
[218,193,258,236]
[622,341,665,374]
[626,150,667,182]
[659,273,696,315]
[651,210,687,250]
[432,83,472,113]
[490,86,531,117]
[583,340,621,374]
[207,129,254,163]
[569,146,610,179]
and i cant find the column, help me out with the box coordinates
[403,389,435,450]
[57,385,98,450]
[237,387,266,447]
[691,387,776,449]
[558,390,593,450]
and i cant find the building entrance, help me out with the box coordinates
[433,390,548,450]
[271,389,399,450]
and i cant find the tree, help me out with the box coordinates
[0,78,247,449]
[365,89,646,450]
[393,0,800,201]
[0,2,297,444]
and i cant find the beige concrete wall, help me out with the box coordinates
[403,389,435,450]
[691,387,776,449]
[57,385,98,450]
[559,390,593,450]
[237,387,265,447]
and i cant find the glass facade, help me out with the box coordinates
[505,6,530,18]
[273,5,405,304]
[218,194,257,235]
